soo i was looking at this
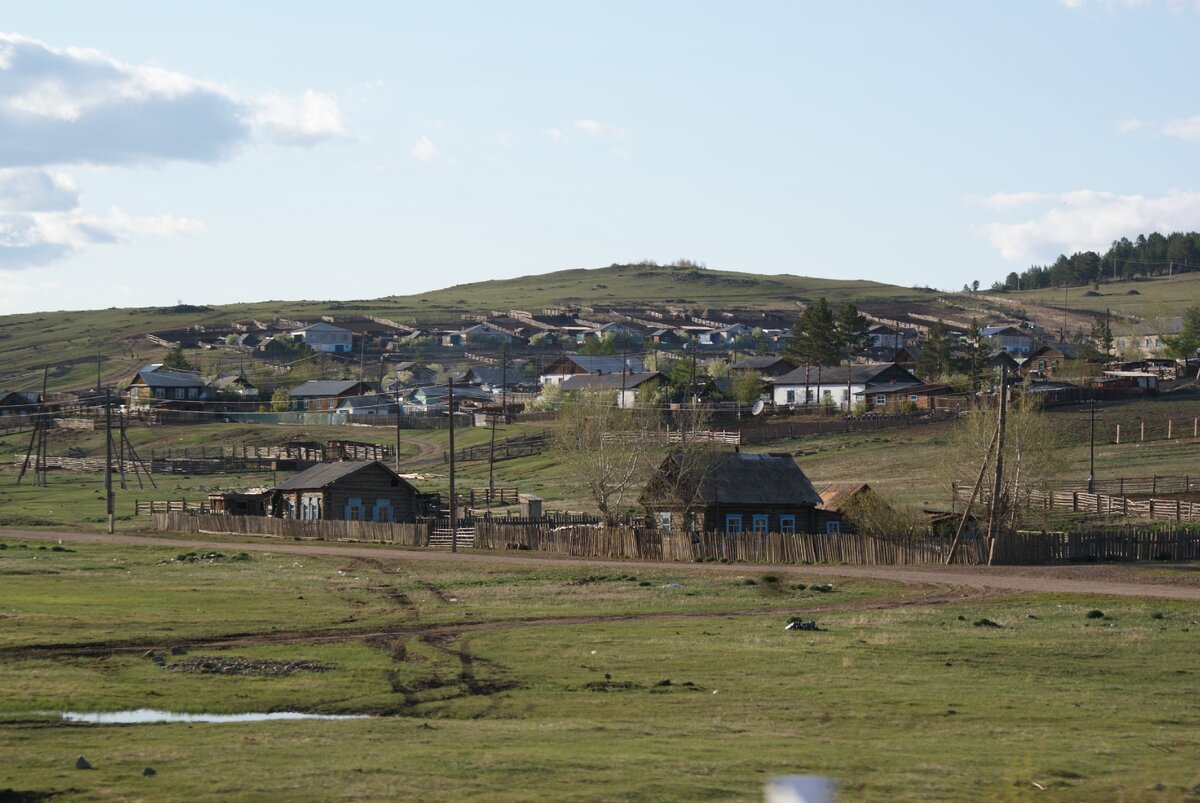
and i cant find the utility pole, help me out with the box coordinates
[1088,396,1097,494]
[986,365,1008,565]
[105,388,114,535]
[448,378,458,554]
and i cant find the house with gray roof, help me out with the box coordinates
[539,355,645,386]
[770,363,921,411]
[640,451,824,535]
[291,322,354,353]
[287,379,375,411]
[558,371,666,409]
[127,365,209,408]
[273,460,422,523]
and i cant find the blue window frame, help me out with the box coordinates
[344,496,364,521]
[779,515,796,535]
[825,520,841,535]
[724,514,743,534]
[372,498,393,523]
[751,514,769,534]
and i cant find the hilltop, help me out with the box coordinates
[0,263,937,394]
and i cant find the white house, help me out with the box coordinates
[291,322,354,354]
[539,355,644,386]
[558,371,666,409]
[698,323,752,346]
[770,363,922,410]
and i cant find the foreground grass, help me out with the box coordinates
[1,537,1198,801]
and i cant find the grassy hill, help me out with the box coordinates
[0,264,935,394]
[981,271,1200,325]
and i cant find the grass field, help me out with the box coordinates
[982,271,1200,323]
[0,535,1197,801]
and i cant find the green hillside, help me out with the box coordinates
[986,271,1200,322]
[0,264,934,394]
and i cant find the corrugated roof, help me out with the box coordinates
[275,460,396,490]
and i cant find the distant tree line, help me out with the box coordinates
[991,231,1200,292]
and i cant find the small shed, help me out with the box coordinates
[273,460,422,523]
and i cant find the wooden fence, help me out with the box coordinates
[1042,475,1196,496]
[445,431,551,463]
[152,512,429,545]
[474,523,986,565]
[1025,489,1200,523]
[993,524,1200,563]
[138,500,212,515]
[150,513,1200,565]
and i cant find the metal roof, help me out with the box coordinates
[287,379,367,398]
[559,372,666,391]
[132,368,205,388]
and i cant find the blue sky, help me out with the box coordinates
[2,1,1200,313]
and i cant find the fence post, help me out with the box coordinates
[1116,425,1120,444]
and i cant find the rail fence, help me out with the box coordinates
[445,431,551,463]
[1042,475,1196,496]
[953,483,1200,524]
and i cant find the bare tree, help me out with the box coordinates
[554,389,659,522]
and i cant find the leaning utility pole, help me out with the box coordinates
[985,365,1009,565]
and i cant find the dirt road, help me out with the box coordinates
[5,528,1200,601]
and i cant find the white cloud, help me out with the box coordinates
[0,169,79,212]
[0,32,344,271]
[1162,115,1200,140]
[410,135,441,162]
[1117,118,1146,133]
[542,128,567,143]
[575,119,627,138]
[0,32,349,167]
[974,189,1200,261]
[0,205,204,269]
[0,271,61,312]
[254,90,348,147]
[609,147,631,160]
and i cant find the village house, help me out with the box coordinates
[127,365,209,408]
[1113,316,1185,359]
[403,383,492,411]
[0,390,39,417]
[640,450,824,535]
[858,381,950,412]
[273,460,423,523]
[287,379,375,411]
[981,325,1036,355]
[539,355,645,386]
[440,323,519,347]
[729,355,795,379]
[214,373,259,398]
[1022,342,1090,379]
[336,394,399,417]
[291,322,354,353]
[558,371,666,409]
[698,323,753,346]
[770,363,922,411]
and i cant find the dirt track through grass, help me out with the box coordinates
[7,527,1200,601]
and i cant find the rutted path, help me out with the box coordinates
[4,528,1200,602]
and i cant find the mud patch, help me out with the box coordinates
[165,656,329,677]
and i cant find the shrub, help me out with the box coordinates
[1086,609,1105,619]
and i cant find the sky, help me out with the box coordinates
[3,0,1200,314]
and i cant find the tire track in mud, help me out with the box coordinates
[0,581,996,661]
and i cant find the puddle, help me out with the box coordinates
[57,709,369,724]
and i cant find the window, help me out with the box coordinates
[751,514,769,534]
[655,512,673,531]
[909,394,919,402]
[825,520,841,535]
[344,496,364,521]
[724,514,743,534]
[786,390,796,403]
[373,499,393,523]
[779,515,796,535]
[875,394,886,406]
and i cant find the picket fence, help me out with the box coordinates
[994,524,1200,562]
